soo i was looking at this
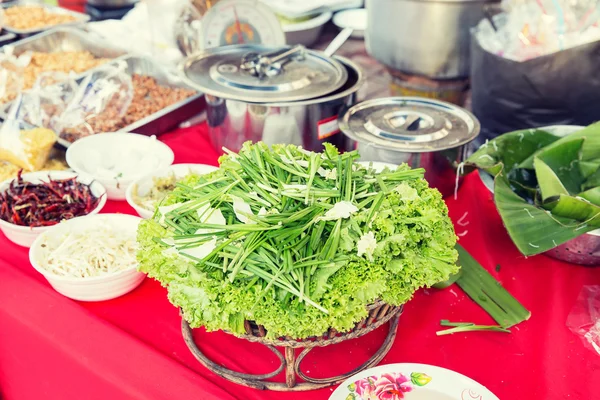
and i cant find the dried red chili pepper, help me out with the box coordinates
[0,172,102,227]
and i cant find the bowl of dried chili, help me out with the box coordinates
[0,170,107,248]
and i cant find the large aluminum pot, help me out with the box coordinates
[365,0,497,79]
[339,97,480,197]
[180,45,365,153]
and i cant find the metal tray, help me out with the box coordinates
[0,55,205,147]
[0,27,128,110]
[1,4,90,36]
[0,30,16,46]
[113,55,205,137]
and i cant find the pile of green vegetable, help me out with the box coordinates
[466,123,600,256]
[137,142,458,339]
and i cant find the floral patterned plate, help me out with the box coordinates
[329,363,499,400]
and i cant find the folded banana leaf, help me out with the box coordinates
[466,123,600,256]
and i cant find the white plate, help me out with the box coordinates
[333,8,366,38]
[329,363,499,400]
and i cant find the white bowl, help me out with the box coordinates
[333,9,366,39]
[0,171,107,248]
[29,213,145,301]
[283,12,332,47]
[66,133,175,201]
[126,163,219,219]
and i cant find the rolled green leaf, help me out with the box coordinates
[533,137,584,194]
[534,157,568,201]
[519,122,600,168]
[494,172,595,255]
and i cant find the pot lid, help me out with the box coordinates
[181,44,348,103]
[338,97,480,152]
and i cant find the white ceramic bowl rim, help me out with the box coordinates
[0,170,107,232]
[333,8,367,31]
[29,213,142,283]
[282,11,333,32]
[65,132,175,183]
[125,163,219,214]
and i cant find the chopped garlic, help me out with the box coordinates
[357,231,377,260]
[321,201,358,221]
[283,184,309,191]
[158,202,185,224]
[317,167,337,180]
[179,237,218,260]
[195,202,227,234]
[232,195,253,223]
[394,183,419,201]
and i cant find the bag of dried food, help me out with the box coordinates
[13,71,78,133]
[0,94,57,172]
[57,62,134,143]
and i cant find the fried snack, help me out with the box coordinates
[3,6,76,31]
[60,75,195,142]
[0,128,57,171]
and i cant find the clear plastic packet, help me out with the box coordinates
[476,0,600,61]
[0,94,57,171]
[13,71,78,132]
[57,62,134,143]
[567,285,600,356]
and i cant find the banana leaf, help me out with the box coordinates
[534,157,568,201]
[583,168,600,191]
[533,137,584,194]
[467,128,561,175]
[494,172,597,256]
[519,122,600,169]
[543,195,600,227]
[579,187,600,206]
[580,161,600,179]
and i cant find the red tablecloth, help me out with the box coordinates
[1,125,599,400]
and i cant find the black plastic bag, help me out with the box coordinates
[470,36,600,146]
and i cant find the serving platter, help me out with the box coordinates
[329,363,499,400]
[1,4,90,36]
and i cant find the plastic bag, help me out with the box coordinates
[0,94,57,171]
[475,0,600,62]
[13,71,78,132]
[0,58,24,106]
[567,286,600,356]
[57,62,134,143]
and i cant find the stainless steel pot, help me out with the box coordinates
[339,97,480,197]
[180,45,364,153]
[86,0,139,7]
[365,0,497,79]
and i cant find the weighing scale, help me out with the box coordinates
[200,0,285,49]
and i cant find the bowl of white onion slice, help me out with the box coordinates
[29,213,145,301]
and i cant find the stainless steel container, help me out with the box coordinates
[86,0,139,7]
[1,4,90,37]
[339,97,480,197]
[365,0,496,79]
[180,44,364,153]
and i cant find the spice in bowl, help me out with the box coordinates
[0,171,101,227]
[132,173,178,212]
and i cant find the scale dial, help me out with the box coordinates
[201,0,285,49]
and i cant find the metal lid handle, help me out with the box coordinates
[240,45,306,79]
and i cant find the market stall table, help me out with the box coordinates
[1,124,599,400]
